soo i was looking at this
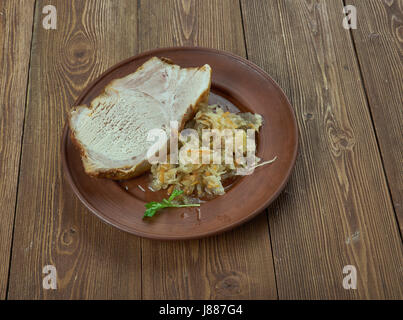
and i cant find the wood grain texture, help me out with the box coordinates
[0,0,35,299]
[348,0,403,232]
[138,0,277,299]
[7,0,142,299]
[241,0,403,299]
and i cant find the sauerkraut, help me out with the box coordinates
[150,104,270,198]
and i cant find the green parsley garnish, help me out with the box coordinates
[143,189,200,218]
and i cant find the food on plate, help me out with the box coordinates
[68,57,211,180]
[68,56,277,218]
[150,104,275,198]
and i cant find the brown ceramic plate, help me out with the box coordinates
[62,47,298,240]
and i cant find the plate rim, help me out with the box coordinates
[61,46,299,240]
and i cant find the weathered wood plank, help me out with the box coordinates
[0,0,35,299]
[139,0,277,299]
[8,0,141,299]
[241,0,403,299]
[349,0,403,233]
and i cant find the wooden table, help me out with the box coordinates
[1,0,402,300]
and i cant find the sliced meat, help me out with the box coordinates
[69,57,212,179]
